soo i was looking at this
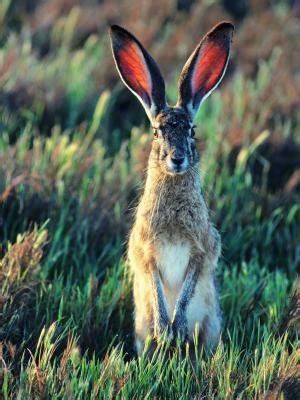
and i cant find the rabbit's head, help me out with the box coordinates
[110,22,233,175]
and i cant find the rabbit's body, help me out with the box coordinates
[109,22,233,355]
[128,147,221,353]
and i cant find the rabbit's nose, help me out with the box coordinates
[171,156,185,166]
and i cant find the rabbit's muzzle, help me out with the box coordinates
[166,148,189,174]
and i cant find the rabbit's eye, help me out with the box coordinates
[190,126,196,138]
[153,129,159,139]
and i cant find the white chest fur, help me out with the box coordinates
[156,239,191,289]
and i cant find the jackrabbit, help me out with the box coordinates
[109,22,234,355]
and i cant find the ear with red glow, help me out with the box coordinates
[109,25,166,121]
[177,22,234,119]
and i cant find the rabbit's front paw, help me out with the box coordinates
[155,321,173,342]
[172,317,188,342]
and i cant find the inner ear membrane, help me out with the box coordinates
[177,22,234,115]
[110,25,166,119]
[191,38,230,103]
[116,40,152,107]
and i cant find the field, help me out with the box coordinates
[0,0,299,398]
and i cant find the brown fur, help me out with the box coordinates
[109,22,234,355]
[128,109,222,354]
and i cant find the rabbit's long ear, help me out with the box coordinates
[109,25,166,121]
[177,22,234,119]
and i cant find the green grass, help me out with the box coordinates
[0,1,300,398]
[0,94,299,398]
